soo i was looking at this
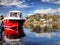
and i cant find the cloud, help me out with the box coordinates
[41,0,60,4]
[34,8,57,14]
[57,8,60,12]
[27,8,60,16]
[0,0,33,8]
[41,0,51,2]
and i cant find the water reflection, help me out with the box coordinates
[31,23,60,33]
[0,24,60,45]
[2,41,24,45]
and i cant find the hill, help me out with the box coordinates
[24,13,60,28]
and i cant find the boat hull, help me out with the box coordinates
[3,36,21,42]
[3,19,25,40]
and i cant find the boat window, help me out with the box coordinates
[10,13,18,17]
[19,13,22,17]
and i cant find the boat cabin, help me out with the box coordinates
[4,11,24,20]
[9,11,22,17]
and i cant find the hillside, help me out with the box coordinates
[24,13,60,28]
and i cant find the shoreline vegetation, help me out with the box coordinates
[24,13,60,28]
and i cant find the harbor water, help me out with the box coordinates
[0,24,60,45]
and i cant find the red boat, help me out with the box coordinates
[3,11,25,42]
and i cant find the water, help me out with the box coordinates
[23,28,60,45]
[1,24,60,45]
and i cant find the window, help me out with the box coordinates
[19,13,22,17]
[10,12,17,17]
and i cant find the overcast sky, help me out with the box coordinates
[0,0,60,16]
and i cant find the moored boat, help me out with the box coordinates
[3,11,26,42]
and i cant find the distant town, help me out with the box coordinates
[24,13,60,28]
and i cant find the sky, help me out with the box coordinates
[0,0,60,17]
